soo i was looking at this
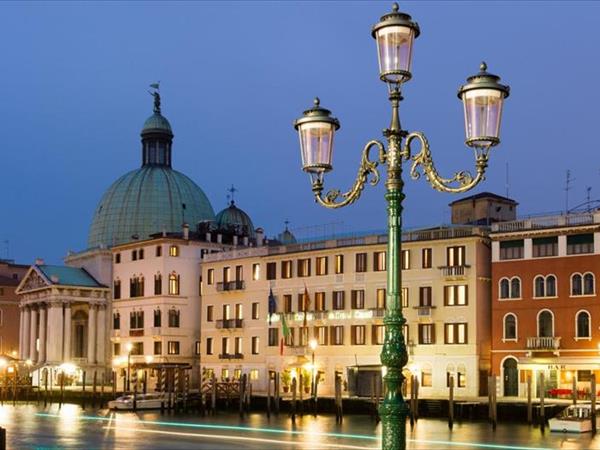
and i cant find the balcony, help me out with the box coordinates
[439,265,470,277]
[313,311,329,320]
[526,336,561,351]
[218,353,244,360]
[414,305,435,318]
[216,318,244,329]
[370,308,386,318]
[129,328,144,337]
[286,345,308,356]
[216,280,245,292]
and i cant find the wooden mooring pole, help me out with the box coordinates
[592,373,597,435]
[448,375,454,430]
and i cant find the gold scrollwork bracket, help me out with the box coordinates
[312,140,386,209]
[405,131,489,194]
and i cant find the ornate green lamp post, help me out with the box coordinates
[294,4,509,450]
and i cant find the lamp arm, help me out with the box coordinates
[312,140,386,209]
[405,131,489,193]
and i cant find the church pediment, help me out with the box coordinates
[16,267,50,294]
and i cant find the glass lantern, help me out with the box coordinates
[372,3,420,85]
[458,62,510,148]
[294,98,340,181]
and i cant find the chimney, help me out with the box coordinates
[255,228,264,247]
[243,236,249,246]
[233,235,238,246]
[182,223,190,240]
[50,275,59,283]
[206,232,212,242]
[35,258,45,266]
[217,234,222,244]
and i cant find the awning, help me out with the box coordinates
[518,356,600,370]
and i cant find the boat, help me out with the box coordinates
[549,403,600,433]
[108,393,165,410]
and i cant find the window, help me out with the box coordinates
[401,250,410,270]
[534,275,557,298]
[154,341,162,355]
[129,276,144,297]
[132,250,138,261]
[250,369,259,381]
[285,328,295,346]
[130,311,144,329]
[421,365,432,387]
[374,252,386,271]
[419,287,432,307]
[584,273,595,295]
[503,314,517,340]
[235,303,243,320]
[206,337,213,355]
[447,246,465,266]
[252,302,259,320]
[578,370,592,382]
[222,304,231,320]
[252,336,259,354]
[206,305,214,322]
[567,234,594,255]
[281,260,293,279]
[223,267,231,283]
[113,343,121,355]
[235,265,243,281]
[444,285,468,306]
[195,341,201,355]
[457,365,467,388]
[572,273,595,296]
[268,328,279,346]
[335,255,344,274]
[113,312,120,330]
[576,311,591,339]
[355,253,367,272]
[445,323,468,344]
[316,256,328,275]
[113,280,121,300]
[499,240,524,260]
[266,262,277,280]
[511,278,521,298]
[222,337,230,355]
[333,291,345,310]
[351,290,365,309]
[252,263,260,281]
[377,288,386,309]
[154,274,162,295]
[222,369,229,380]
[403,324,409,345]
[315,326,328,345]
[154,309,161,327]
[532,237,558,258]
[156,245,162,257]
[422,248,432,269]
[331,326,344,345]
[538,310,554,337]
[315,292,326,311]
[139,249,144,260]
[297,258,311,277]
[168,341,180,355]
[169,273,180,295]
[297,293,308,312]
[169,245,179,257]
[234,337,243,355]
[546,275,556,296]
[284,295,293,313]
[131,342,143,355]
[418,324,435,344]
[499,279,509,299]
[401,287,408,308]
[207,269,214,285]
[168,309,180,327]
[351,325,366,345]
[115,253,121,264]
[372,325,385,345]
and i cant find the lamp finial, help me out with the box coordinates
[314,97,320,107]
[392,2,399,12]
[480,61,487,72]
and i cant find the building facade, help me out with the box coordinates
[201,225,492,398]
[0,260,28,357]
[490,211,600,398]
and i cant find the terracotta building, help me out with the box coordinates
[490,212,600,397]
[0,260,29,357]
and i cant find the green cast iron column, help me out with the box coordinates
[379,89,409,450]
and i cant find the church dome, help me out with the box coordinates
[87,91,215,248]
[277,223,297,244]
[215,201,255,238]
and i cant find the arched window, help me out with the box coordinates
[169,273,180,295]
[534,276,545,297]
[576,311,591,338]
[168,309,180,328]
[154,273,162,295]
[153,309,161,327]
[499,279,510,299]
[546,275,556,297]
[538,310,554,337]
[571,274,583,296]
[511,278,521,298]
[504,314,517,340]
[584,273,595,295]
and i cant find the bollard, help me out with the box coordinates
[291,377,297,423]
[101,372,106,408]
[12,368,17,406]
[572,374,577,405]
[112,371,116,398]
[143,371,148,395]
[274,373,280,415]
[266,372,272,418]
[592,373,597,435]
[413,375,420,421]
[448,375,454,429]
[59,373,65,409]
[527,374,532,425]
[239,374,246,418]
[82,371,86,409]
[211,374,217,414]
[92,371,97,409]
[298,373,303,417]
[540,372,546,432]
[44,370,48,408]
[313,371,320,417]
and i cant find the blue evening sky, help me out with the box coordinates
[1,1,598,264]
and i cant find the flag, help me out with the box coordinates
[302,284,311,345]
[280,311,290,356]
[149,82,160,89]
[268,288,276,325]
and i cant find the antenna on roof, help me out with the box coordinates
[505,162,509,198]
[587,186,592,213]
[565,169,575,214]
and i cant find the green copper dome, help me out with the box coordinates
[87,91,215,248]
[215,201,255,238]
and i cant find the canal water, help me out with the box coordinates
[2,404,599,449]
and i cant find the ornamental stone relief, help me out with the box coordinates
[20,270,49,292]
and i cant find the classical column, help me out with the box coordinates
[46,303,63,363]
[18,307,24,359]
[29,307,38,363]
[38,305,47,363]
[87,304,97,364]
[96,305,106,365]
[63,303,71,361]
[22,307,31,360]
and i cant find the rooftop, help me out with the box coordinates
[491,211,600,234]
[37,265,105,288]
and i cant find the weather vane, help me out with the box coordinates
[227,184,238,205]
[148,82,161,114]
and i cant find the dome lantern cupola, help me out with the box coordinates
[214,185,256,239]
[141,86,174,167]
[278,220,297,245]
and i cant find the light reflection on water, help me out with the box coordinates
[0,404,600,449]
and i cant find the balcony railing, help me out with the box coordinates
[216,280,245,292]
[370,308,386,317]
[439,265,470,277]
[492,212,598,233]
[129,328,144,337]
[286,345,308,356]
[313,311,329,320]
[216,318,244,329]
[526,336,561,350]
[218,353,244,360]
[415,305,435,317]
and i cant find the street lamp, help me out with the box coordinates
[126,342,133,392]
[294,4,509,450]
